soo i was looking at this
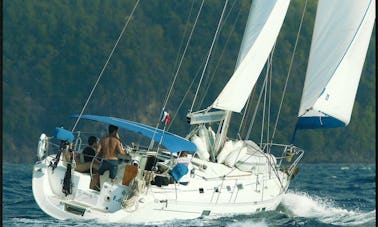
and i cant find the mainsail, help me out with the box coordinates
[297,0,375,129]
[211,0,291,113]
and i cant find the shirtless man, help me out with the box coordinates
[90,125,126,190]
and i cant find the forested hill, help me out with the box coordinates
[3,0,375,163]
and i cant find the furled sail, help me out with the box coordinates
[211,0,291,113]
[297,0,375,129]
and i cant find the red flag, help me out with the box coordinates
[161,111,171,126]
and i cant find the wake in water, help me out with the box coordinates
[281,191,376,226]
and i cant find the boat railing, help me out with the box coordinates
[261,142,304,178]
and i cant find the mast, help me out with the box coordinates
[188,0,291,155]
[214,111,232,153]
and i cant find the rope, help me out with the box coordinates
[71,0,140,132]
[271,0,308,142]
[190,0,229,113]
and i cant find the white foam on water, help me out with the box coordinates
[282,191,376,226]
[227,220,269,227]
[6,218,65,227]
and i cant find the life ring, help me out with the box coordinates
[37,133,48,160]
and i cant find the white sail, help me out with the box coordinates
[211,0,291,113]
[297,0,375,128]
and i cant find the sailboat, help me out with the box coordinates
[32,0,375,223]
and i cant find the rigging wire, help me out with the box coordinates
[238,89,252,138]
[147,0,205,150]
[244,42,275,141]
[149,1,205,170]
[259,48,274,148]
[267,48,273,148]
[242,46,274,145]
[245,70,268,140]
[163,0,197,130]
[167,55,207,131]
[189,0,229,113]
[260,63,270,147]
[260,47,275,148]
[260,57,269,147]
[71,0,140,132]
[271,0,308,143]
[160,0,205,114]
[198,0,241,109]
[171,0,196,72]
[168,0,241,129]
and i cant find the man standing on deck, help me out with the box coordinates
[90,125,127,190]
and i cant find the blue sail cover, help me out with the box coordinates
[296,116,346,129]
[71,114,197,153]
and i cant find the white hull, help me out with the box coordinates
[33,152,291,223]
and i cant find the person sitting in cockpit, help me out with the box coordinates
[74,136,100,173]
[172,151,192,185]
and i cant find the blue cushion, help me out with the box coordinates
[171,164,189,182]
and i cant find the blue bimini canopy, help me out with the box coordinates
[71,114,197,154]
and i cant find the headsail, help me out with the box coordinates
[296,0,375,129]
[211,0,291,113]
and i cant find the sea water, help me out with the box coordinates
[2,163,375,226]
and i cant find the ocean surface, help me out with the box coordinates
[3,162,376,226]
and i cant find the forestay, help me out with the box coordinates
[297,0,375,129]
[211,0,291,113]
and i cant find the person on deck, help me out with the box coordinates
[90,125,127,190]
[74,136,100,173]
[175,151,192,185]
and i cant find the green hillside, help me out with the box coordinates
[3,0,375,163]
